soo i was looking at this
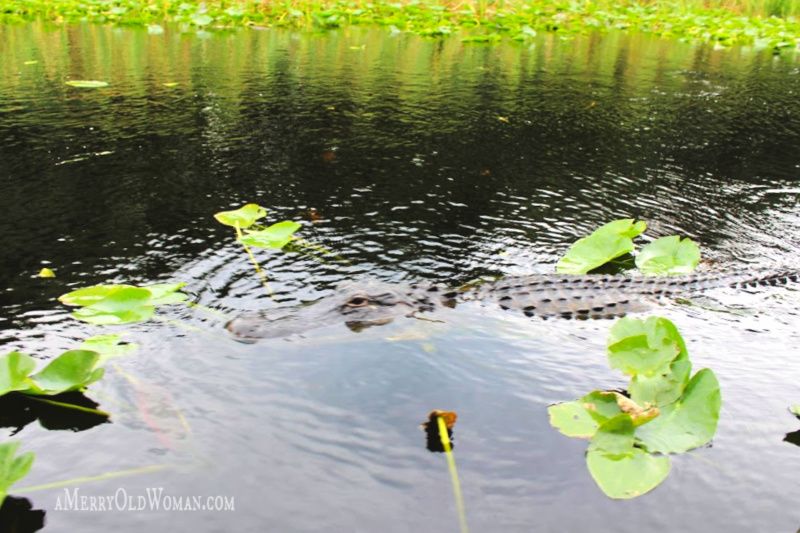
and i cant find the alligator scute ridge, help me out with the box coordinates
[226,269,800,341]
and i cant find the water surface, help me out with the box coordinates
[1,23,800,532]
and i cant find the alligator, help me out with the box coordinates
[225,269,799,341]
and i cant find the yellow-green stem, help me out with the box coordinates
[437,416,469,533]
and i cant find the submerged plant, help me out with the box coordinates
[548,317,721,499]
[557,219,700,276]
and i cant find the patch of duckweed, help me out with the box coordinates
[0,0,799,50]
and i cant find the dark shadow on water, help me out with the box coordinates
[0,496,45,533]
[0,392,109,435]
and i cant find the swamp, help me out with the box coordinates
[1,4,800,532]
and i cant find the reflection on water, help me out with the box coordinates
[1,23,800,533]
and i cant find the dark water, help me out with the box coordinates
[1,22,800,532]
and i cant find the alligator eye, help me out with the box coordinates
[346,296,370,307]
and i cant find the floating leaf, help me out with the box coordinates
[607,317,683,377]
[80,335,138,364]
[29,350,104,395]
[214,204,266,229]
[23,60,38,65]
[636,235,701,276]
[38,268,55,278]
[144,282,188,305]
[147,24,164,34]
[59,284,133,307]
[239,221,301,249]
[587,415,670,499]
[163,82,179,87]
[635,369,721,454]
[0,442,35,507]
[548,391,622,438]
[65,81,109,88]
[72,305,155,325]
[190,13,214,26]
[0,352,37,396]
[556,219,646,274]
[790,405,800,419]
[61,283,185,325]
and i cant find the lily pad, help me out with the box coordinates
[214,203,266,229]
[145,282,188,305]
[65,80,109,88]
[636,235,701,276]
[72,305,155,325]
[0,442,35,507]
[635,369,721,454]
[80,334,138,364]
[556,219,646,274]
[586,414,671,499]
[0,352,37,396]
[28,350,104,395]
[39,268,55,278]
[548,391,623,438]
[239,221,301,249]
[60,283,186,325]
[607,317,684,377]
[59,284,134,307]
[629,355,692,407]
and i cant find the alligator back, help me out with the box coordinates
[468,270,800,319]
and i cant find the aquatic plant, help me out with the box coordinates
[548,316,721,498]
[0,0,799,50]
[557,219,700,275]
[58,282,187,325]
[0,442,34,507]
[0,350,104,397]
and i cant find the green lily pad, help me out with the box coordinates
[145,282,188,305]
[59,284,133,307]
[635,369,721,454]
[239,221,301,249]
[0,441,35,507]
[548,391,624,438]
[586,414,671,499]
[790,405,800,419]
[636,235,701,276]
[61,283,185,325]
[190,13,214,26]
[607,334,680,377]
[72,305,155,325]
[607,317,684,377]
[80,334,138,364]
[65,80,109,88]
[29,350,104,395]
[0,352,37,396]
[629,356,692,407]
[86,287,151,313]
[214,204,266,229]
[556,219,646,274]
[39,268,55,278]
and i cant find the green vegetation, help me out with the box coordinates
[549,316,721,498]
[58,282,188,325]
[556,219,700,275]
[0,442,35,507]
[1,0,799,49]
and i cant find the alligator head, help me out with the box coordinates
[225,279,450,341]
